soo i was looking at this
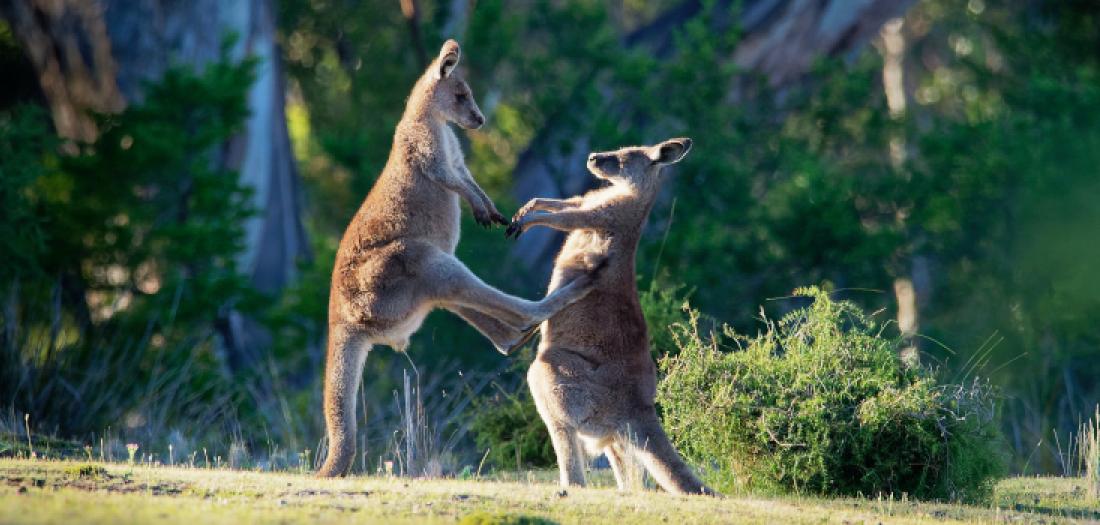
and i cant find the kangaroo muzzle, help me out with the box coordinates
[587,153,617,176]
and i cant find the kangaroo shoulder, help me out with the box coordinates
[584,185,634,209]
[579,185,637,226]
[393,122,442,170]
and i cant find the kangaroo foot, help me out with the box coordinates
[499,324,541,356]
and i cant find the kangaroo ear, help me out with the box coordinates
[436,39,461,79]
[650,137,693,164]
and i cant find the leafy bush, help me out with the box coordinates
[657,287,1006,502]
[469,381,555,470]
[639,279,694,358]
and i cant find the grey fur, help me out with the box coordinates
[513,138,716,495]
[317,40,599,477]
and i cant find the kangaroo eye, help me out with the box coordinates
[455,93,467,103]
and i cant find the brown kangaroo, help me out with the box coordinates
[508,138,715,495]
[317,40,600,478]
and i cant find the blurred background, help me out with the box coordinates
[1,0,1097,475]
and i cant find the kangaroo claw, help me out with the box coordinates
[505,221,523,239]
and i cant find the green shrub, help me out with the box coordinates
[657,286,1006,502]
[639,279,694,358]
[468,381,555,470]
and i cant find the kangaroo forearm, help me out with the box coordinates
[524,209,604,232]
[437,175,485,211]
[526,198,582,212]
[463,175,496,211]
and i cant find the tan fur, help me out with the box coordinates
[511,138,716,496]
[317,40,600,478]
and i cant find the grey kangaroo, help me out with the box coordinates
[508,138,715,495]
[318,40,601,477]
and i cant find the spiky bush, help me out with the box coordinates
[657,287,1006,502]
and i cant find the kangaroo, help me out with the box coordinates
[507,138,715,495]
[318,40,601,478]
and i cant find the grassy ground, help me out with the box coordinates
[0,459,1096,524]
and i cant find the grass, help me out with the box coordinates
[0,459,1097,524]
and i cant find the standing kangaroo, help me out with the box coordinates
[318,40,600,478]
[508,138,714,495]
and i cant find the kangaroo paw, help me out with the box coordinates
[588,255,610,278]
[505,220,525,239]
[473,209,493,228]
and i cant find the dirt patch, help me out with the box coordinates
[2,464,188,496]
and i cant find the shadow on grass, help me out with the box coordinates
[459,511,558,525]
[1002,502,1100,521]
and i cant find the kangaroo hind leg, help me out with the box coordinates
[427,250,593,329]
[317,326,371,477]
[548,424,586,489]
[624,413,716,496]
[605,439,638,491]
[449,306,539,355]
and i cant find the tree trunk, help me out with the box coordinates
[508,0,918,278]
[2,0,309,370]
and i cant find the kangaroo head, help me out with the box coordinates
[586,137,692,189]
[425,40,485,129]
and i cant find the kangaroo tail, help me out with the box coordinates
[624,413,717,496]
[317,331,370,478]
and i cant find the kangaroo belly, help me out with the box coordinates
[374,304,431,351]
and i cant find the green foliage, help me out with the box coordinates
[0,106,54,289]
[55,52,257,329]
[468,381,555,470]
[639,279,693,358]
[0,51,259,440]
[657,287,1006,502]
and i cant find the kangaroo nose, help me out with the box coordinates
[473,114,485,127]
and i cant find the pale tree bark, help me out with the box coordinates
[876,15,930,364]
[1,0,309,372]
[878,16,916,359]
[508,0,918,278]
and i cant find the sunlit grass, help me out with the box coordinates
[1,459,1097,524]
